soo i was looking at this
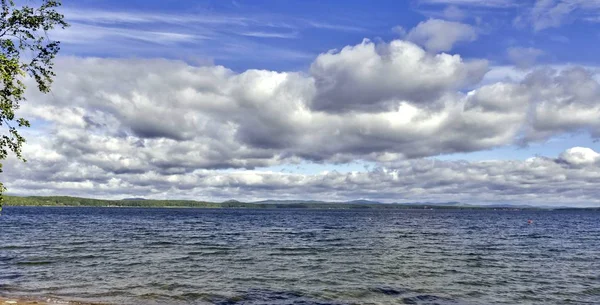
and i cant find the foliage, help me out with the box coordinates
[0,0,67,211]
[4,195,222,208]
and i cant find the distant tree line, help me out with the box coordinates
[1,195,532,210]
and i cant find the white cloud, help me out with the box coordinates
[310,38,488,112]
[4,37,600,205]
[528,0,600,31]
[531,0,575,31]
[239,31,299,39]
[405,19,478,52]
[522,67,600,141]
[559,147,600,166]
[62,8,251,26]
[15,41,600,168]
[54,23,203,46]
[304,21,366,32]
[62,7,365,32]
[50,7,363,62]
[5,145,600,206]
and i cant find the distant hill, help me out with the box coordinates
[3,195,587,210]
[222,199,240,203]
[3,196,219,208]
[253,199,327,205]
[345,199,384,205]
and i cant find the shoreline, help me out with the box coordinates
[0,297,103,305]
[0,297,60,304]
[8,195,596,210]
[2,204,554,211]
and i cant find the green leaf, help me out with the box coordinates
[0,0,68,210]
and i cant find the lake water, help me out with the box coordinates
[0,207,599,305]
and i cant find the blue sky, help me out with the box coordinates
[57,0,600,71]
[4,0,600,205]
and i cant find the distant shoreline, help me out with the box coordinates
[4,195,599,210]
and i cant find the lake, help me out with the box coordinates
[1,207,599,304]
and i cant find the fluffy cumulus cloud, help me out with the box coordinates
[3,37,600,205]
[522,67,600,141]
[558,147,600,167]
[310,38,488,112]
[405,19,478,52]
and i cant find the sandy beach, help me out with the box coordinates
[0,298,50,305]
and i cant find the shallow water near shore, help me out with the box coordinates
[1,207,599,305]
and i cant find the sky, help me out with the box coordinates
[4,0,600,206]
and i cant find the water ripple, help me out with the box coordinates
[1,207,599,305]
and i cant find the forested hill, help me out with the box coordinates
[3,195,417,209]
[0,195,569,210]
[5,196,226,208]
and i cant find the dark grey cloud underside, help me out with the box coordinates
[3,38,600,206]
